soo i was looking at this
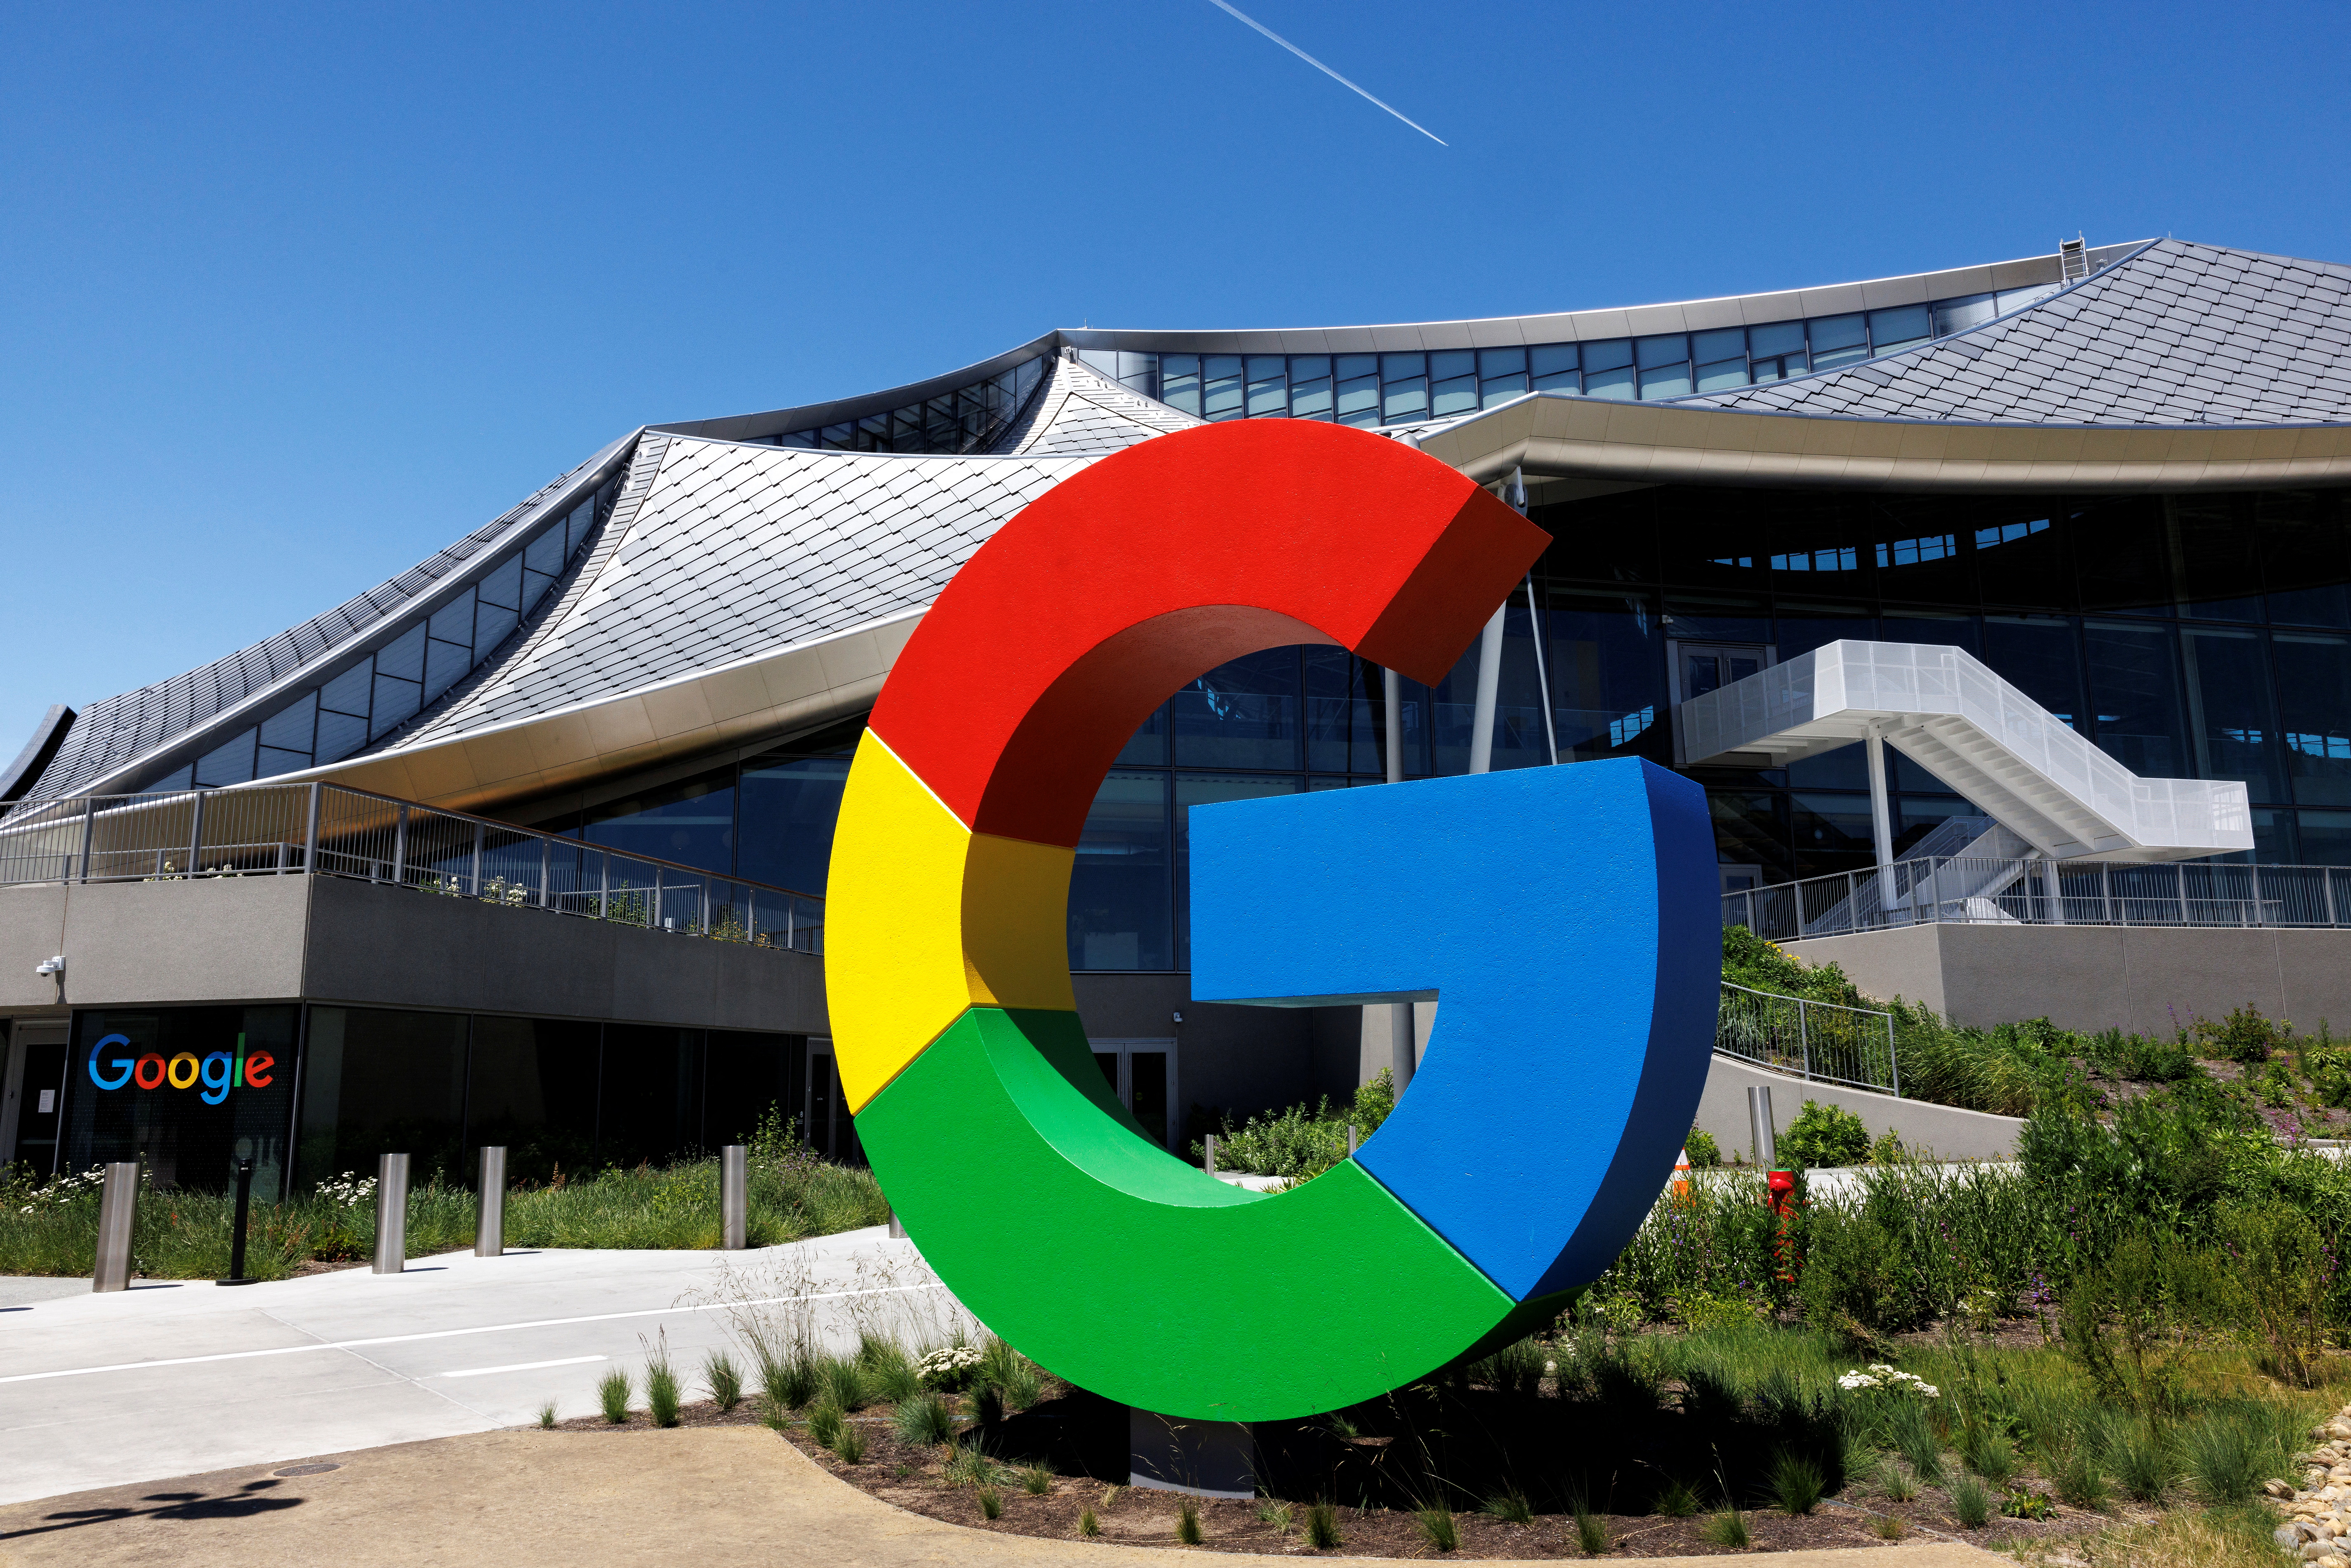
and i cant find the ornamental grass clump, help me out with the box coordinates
[977,1486,1002,1520]
[598,1368,632,1424]
[806,1405,844,1449]
[643,1334,681,1428]
[1177,1498,1204,1545]
[1483,1486,1533,1524]
[822,1354,867,1411]
[703,1350,742,1413]
[1948,1475,1993,1529]
[1018,1464,1052,1496]
[1305,1501,1342,1548]
[831,1421,867,1464]
[1767,1449,1825,1515]
[892,1392,955,1446]
[1077,1508,1100,1537]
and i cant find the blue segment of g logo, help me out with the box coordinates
[1186,757,1718,1304]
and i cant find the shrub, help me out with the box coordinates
[643,1335,681,1428]
[1961,1430,2015,1484]
[1768,1450,1825,1515]
[807,1405,843,1448]
[1484,1488,1532,1524]
[893,1393,955,1446]
[1652,1477,1698,1517]
[2001,1488,2054,1520]
[1177,1498,1204,1545]
[1781,1100,1870,1170]
[822,1355,867,1411]
[1875,1460,1917,1502]
[1568,1493,1606,1555]
[2106,1419,2170,1502]
[762,1346,822,1412]
[537,1400,557,1429]
[1018,1464,1052,1496]
[977,1486,1002,1520]
[704,1351,742,1413]
[1185,1071,1398,1180]
[1077,1508,1100,1537]
[1305,1502,1342,1548]
[1412,1503,1456,1552]
[1948,1476,1991,1528]
[598,1368,631,1424]
[2182,1414,2270,1504]
[2054,1446,2111,1510]
[1703,1508,1750,1547]
[2194,1004,2291,1065]
[832,1421,867,1464]
[945,1442,1003,1488]
[1684,1129,1722,1168]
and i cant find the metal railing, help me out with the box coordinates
[0,782,824,953]
[1716,981,1900,1096]
[1724,855,2351,944]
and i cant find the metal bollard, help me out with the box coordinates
[373,1152,410,1275]
[1747,1085,1778,1168]
[476,1145,507,1258]
[1204,1133,1218,1178]
[219,1156,259,1286]
[92,1162,140,1293]
[1346,1123,1358,1156]
[888,1209,907,1239]
[721,1144,747,1250]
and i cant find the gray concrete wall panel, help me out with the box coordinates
[1694,1053,2024,1163]
[0,885,70,1011]
[60,877,310,1006]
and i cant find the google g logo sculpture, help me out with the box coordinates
[829,419,1715,1421]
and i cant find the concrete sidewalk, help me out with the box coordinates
[0,1425,2007,1568]
[0,1228,965,1505]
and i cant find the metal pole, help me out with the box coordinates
[219,1157,258,1285]
[1468,605,1506,775]
[2177,861,2189,925]
[92,1161,140,1292]
[475,1145,507,1257]
[1347,1123,1358,1156]
[2102,862,2113,924]
[77,795,96,883]
[186,790,207,878]
[1887,1014,1901,1099]
[2328,868,2341,929]
[721,1144,748,1250]
[373,1152,410,1274]
[598,849,610,918]
[653,864,664,928]
[2046,858,2067,925]
[1204,1134,1218,1177]
[470,821,485,897]
[1524,575,1559,765]
[2250,861,2266,926]
[1864,725,1896,917]
[391,806,408,889]
[1797,999,1811,1081]
[1382,669,1405,784]
[1746,1085,1777,1168]
[539,834,551,909]
[303,782,322,875]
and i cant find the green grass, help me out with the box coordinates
[1077,1508,1099,1537]
[598,1368,631,1424]
[1948,1475,1992,1528]
[1413,1502,1456,1552]
[978,1486,1002,1520]
[0,1149,888,1278]
[703,1351,741,1413]
[1305,1502,1342,1548]
[892,1393,954,1446]
[1177,1498,1204,1545]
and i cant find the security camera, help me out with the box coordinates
[35,956,64,977]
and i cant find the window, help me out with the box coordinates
[1748,320,1807,381]
[1335,354,1380,426]
[1159,355,1201,416]
[2275,634,2351,805]
[1478,347,1528,407]
[1203,355,1244,420]
[1866,304,1931,356]
[1380,353,1428,423]
[2182,627,2284,802]
[1808,314,1869,370]
[1530,343,1579,393]
[2084,620,2190,777]
[1171,650,1301,771]
[1430,349,1477,417]
[1173,775,1300,967]
[1581,339,1635,400]
[1288,355,1333,420]
[1636,334,1691,400]
[582,768,737,877]
[1932,293,1997,337]
[1067,773,1171,971]
[1245,356,1286,417]
[1693,327,1748,392]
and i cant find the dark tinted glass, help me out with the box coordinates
[704,1030,801,1150]
[1067,772,1170,970]
[739,724,862,895]
[2169,495,2262,621]
[1171,649,1301,770]
[598,1026,701,1165]
[1549,589,1668,763]
[466,1016,601,1184]
[67,1006,299,1196]
[298,1007,469,1187]
[1655,490,1767,587]
[1708,791,1790,881]
[1777,605,1878,789]
[583,768,735,876]
[2259,492,2351,628]
[1174,774,1300,967]
[1304,648,1383,775]
[1791,792,1878,878]
[2084,620,2191,777]
[2274,633,2351,806]
[2068,496,2169,613]
[1980,615,2085,730]
[1865,496,1976,605]
[1531,489,1656,583]
[2181,627,2284,801]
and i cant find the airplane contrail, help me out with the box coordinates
[1202,0,1448,147]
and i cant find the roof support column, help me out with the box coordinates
[1866,722,1896,918]
[1469,468,1525,777]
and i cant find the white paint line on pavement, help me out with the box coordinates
[0,1281,949,1386]
[442,1355,607,1379]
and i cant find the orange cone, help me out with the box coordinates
[1672,1146,1694,1203]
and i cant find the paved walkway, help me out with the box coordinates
[0,1228,966,1505]
[0,1425,2007,1568]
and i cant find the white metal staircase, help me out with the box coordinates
[1680,640,2252,863]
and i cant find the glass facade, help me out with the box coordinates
[1072,283,2059,427]
[141,474,624,795]
[757,356,1049,454]
[475,484,2351,972]
[56,1003,806,1194]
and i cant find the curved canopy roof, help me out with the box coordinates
[20,237,2351,812]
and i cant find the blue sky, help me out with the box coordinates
[5,1,2349,758]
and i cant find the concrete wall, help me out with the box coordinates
[0,873,827,1035]
[1694,1053,2025,1163]
[1783,922,2351,1034]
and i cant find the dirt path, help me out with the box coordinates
[0,1424,2008,1568]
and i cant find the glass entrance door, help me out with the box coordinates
[1089,1040,1177,1151]
[4,1024,69,1177]
[803,1040,861,1164]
